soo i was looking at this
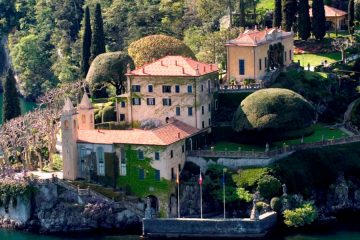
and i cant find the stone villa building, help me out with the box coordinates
[226,27,294,84]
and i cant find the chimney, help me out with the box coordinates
[175,60,178,66]
[210,64,213,71]
[195,64,200,75]
[178,132,181,139]
[203,66,206,73]
[182,67,185,74]
[160,60,164,66]
[142,67,146,74]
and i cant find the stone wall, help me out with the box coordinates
[143,212,277,238]
[0,196,31,226]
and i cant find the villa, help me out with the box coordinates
[309,5,347,31]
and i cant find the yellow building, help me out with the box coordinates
[120,56,219,130]
[309,5,347,31]
[226,27,294,84]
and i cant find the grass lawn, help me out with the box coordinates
[212,124,348,153]
[257,0,274,11]
[293,52,342,67]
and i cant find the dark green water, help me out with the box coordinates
[0,93,37,124]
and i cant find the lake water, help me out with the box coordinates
[0,93,37,125]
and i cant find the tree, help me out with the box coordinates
[284,203,318,227]
[298,0,311,40]
[86,51,134,95]
[2,68,20,122]
[238,0,246,29]
[81,6,92,77]
[355,0,360,21]
[91,3,106,62]
[256,175,282,199]
[282,0,297,31]
[0,0,18,36]
[332,37,353,64]
[274,0,282,28]
[312,0,326,40]
[349,0,355,34]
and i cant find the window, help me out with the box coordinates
[201,85,204,92]
[97,147,105,176]
[121,101,126,108]
[178,164,181,172]
[120,114,125,121]
[208,80,211,93]
[202,121,205,129]
[64,120,69,129]
[215,100,218,110]
[188,107,193,116]
[132,98,141,105]
[120,147,126,176]
[265,57,267,69]
[138,150,144,160]
[289,50,292,60]
[81,114,86,124]
[209,118,211,126]
[148,85,153,92]
[162,85,171,93]
[171,168,175,180]
[132,85,141,92]
[170,150,173,158]
[187,85,193,93]
[139,169,145,180]
[176,107,181,116]
[154,152,160,160]
[182,145,185,153]
[208,103,211,112]
[239,59,245,75]
[175,85,180,93]
[259,59,262,71]
[147,98,155,105]
[202,106,204,115]
[284,51,287,62]
[163,98,172,106]
[155,170,160,181]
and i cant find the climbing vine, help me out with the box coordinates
[0,180,34,211]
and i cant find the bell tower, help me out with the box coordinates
[77,93,95,130]
[61,98,79,180]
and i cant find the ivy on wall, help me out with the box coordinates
[0,180,34,211]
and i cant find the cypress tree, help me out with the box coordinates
[91,3,105,62]
[2,68,20,122]
[239,0,246,29]
[274,0,282,28]
[312,0,326,40]
[282,0,297,32]
[298,0,311,40]
[81,6,92,77]
[349,0,355,34]
[355,0,360,21]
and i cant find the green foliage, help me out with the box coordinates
[86,51,134,95]
[274,0,282,28]
[128,34,196,67]
[81,6,92,77]
[0,0,18,36]
[257,175,282,199]
[282,0,297,32]
[350,98,360,127]
[312,0,326,40]
[349,0,355,34]
[270,197,282,212]
[0,180,34,210]
[298,0,311,41]
[101,105,116,122]
[91,3,106,62]
[233,168,269,189]
[355,0,360,21]
[2,68,20,122]
[283,203,318,227]
[96,121,131,130]
[236,187,252,203]
[232,88,316,134]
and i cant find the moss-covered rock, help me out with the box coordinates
[232,88,316,134]
[128,35,196,67]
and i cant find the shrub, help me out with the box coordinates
[256,201,269,212]
[270,197,282,212]
[257,175,282,199]
[128,35,196,67]
[102,106,116,122]
[232,168,269,190]
[236,187,252,203]
[283,203,318,227]
[232,88,316,136]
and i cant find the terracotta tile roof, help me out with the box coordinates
[309,5,347,18]
[77,119,199,146]
[226,27,293,47]
[126,56,218,77]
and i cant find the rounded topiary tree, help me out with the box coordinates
[86,51,134,95]
[232,88,315,139]
[128,34,196,67]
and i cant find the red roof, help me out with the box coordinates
[227,27,293,47]
[309,5,347,17]
[77,119,199,146]
[126,56,218,77]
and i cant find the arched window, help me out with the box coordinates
[64,120,69,129]
[81,114,86,124]
[96,147,105,176]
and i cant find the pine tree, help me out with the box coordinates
[349,0,355,34]
[90,3,105,62]
[312,0,326,40]
[81,6,92,77]
[298,0,311,40]
[282,0,297,32]
[2,68,20,122]
[274,0,282,28]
